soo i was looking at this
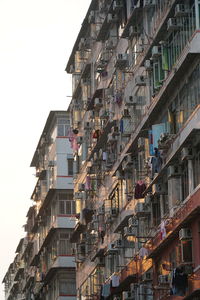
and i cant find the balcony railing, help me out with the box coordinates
[149,186,200,257]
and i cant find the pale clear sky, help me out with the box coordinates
[0,0,91,298]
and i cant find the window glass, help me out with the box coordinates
[181,240,193,263]
[68,158,74,176]
[59,201,65,214]
[57,125,64,136]
[65,201,71,214]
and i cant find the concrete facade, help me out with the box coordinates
[66,1,200,300]
[3,111,76,300]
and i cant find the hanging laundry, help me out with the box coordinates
[85,176,91,190]
[101,283,111,298]
[152,123,169,152]
[134,180,146,199]
[160,221,167,240]
[111,273,120,287]
[171,267,188,296]
[139,247,149,259]
[151,148,163,178]
[68,128,79,151]
[103,152,107,161]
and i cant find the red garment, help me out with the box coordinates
[134,183,146,199]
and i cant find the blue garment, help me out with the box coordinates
[120,119,124,133]
[101,283,110,298]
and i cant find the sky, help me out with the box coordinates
[0,0,91,298]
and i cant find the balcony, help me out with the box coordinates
[42,255,75,284]
[49,256,75,269]
[148,186,200,258]
[144,105,200,195]
[30,215,76,266]
[13,260,25,281]
[70,222,87,243]
[96,2,115,41]
[113,201,135,233]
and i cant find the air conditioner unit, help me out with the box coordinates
[142,271,153,281]
[114,239,124,248]
[129,25,140,37]
[151,46,162,58]
[128,217,139,227]
[124,226,137,236]
[115,53,129,69]
[167,18,182,31]
[113,0,123,11]
[144,59,152,71]
[135,75,146,86]
[48,160,55,167]
[107,242,118,253]
[179,228,192,240]
[167,165,181,178]
[144,0,156,7]
[107,13,118,23]
[181,147,193,161]
[175,4,189,17]
[78,183,85,191]
[158,274,169,284]
[122,291,132,300]
[98,205,105,215]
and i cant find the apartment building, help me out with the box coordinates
[3,111,76,300]
[66,1,200,299]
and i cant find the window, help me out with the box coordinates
[181,240,193,263]
[58,200,75,215]
[193,144,200,188]
[68,158,74,176]
[59,272,76,295]
[181,160,189,201]
[59,279,76,295]
[57,118,70,137]
[58,233,72,255]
